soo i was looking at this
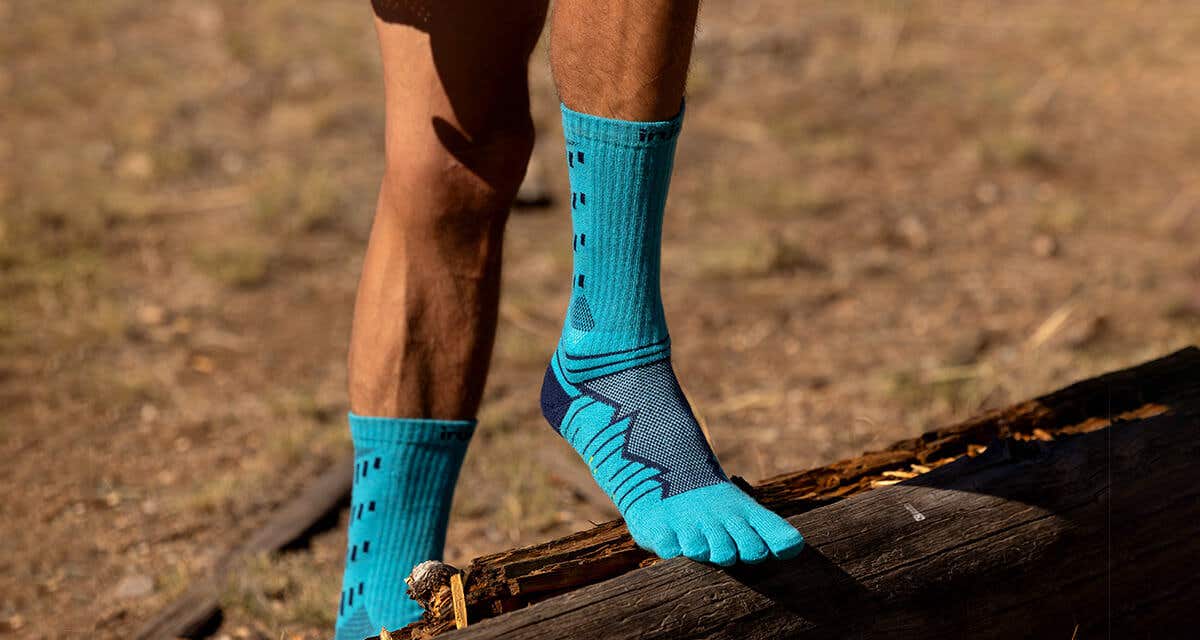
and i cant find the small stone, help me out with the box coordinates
[116,151,155,180]
[1063,315,1108,350]
[140,403,160,423]
[190,354,215,374]
[895,216,930,251]
[136,304,167,326]
[114,574,155,599]
[1032,233,1059,257]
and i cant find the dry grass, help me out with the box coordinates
[4,0,1200,637]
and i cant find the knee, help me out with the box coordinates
[379,115,535,238]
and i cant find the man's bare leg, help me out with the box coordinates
[336,2,546,636]
[539,0,805,566]
[551,0,698,121]
[350,1,548,419]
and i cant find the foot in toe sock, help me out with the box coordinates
[544,102,803,565]
[541,354,803,565]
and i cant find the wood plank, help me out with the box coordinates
[135,458,354,640]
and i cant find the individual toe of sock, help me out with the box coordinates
[724,515,770,564]
[640,528,682,559]
[700,520,738,567]
[677,523,710,562]
[742,503,804,559]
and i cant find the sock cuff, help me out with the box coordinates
[348,412,476,446]
[560,101,685,149]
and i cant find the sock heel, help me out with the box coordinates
[540,362,573,433]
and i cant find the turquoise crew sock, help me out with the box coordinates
[334,413,474,639]
[541,103,804,566]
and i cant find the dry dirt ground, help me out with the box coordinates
[3,1,1200,638]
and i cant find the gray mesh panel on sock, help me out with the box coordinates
[570,295,596,332]
[580,359,725,498]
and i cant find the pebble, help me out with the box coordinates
[1032,233,1059,257]
[896,216,930,250]
[114,574,155,599]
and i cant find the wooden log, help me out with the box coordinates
[135,458,354,640]
[433,402,1200,639]
[394,346,1200,638]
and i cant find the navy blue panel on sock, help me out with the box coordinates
[540,365,572,432]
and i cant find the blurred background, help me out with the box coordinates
[4,0,1200,638]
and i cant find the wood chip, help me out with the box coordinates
[910,464,932,473]
[1027,304,1074,349]
[871,479,902,487]
[450,572,468,630]
[882,470,917,479]
[380,628,393,640]
[1031,428,1054,441]
[189,354,215,374]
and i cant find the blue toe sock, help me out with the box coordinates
[541,103,804,566]
[334,413,474,639]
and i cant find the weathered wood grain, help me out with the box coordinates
[436,406,1200,639]
[396,347,1199,637]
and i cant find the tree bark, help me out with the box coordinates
[393,346,1200,639]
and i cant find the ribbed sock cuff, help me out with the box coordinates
[336,413,474,635]
[348,412,476,446]
[560,101,685,148]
